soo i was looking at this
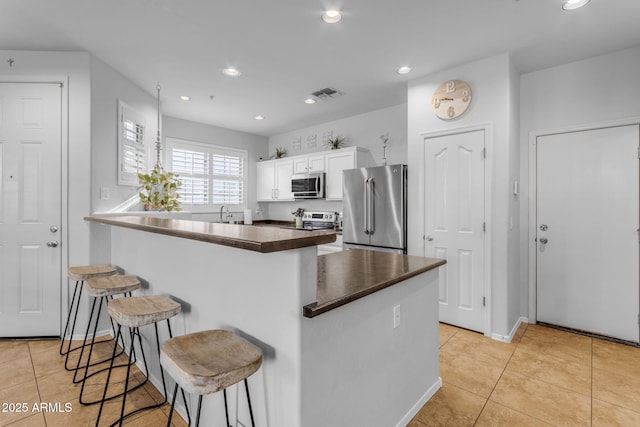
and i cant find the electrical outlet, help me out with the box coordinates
[100,187,110,201]
[393,304,401,328]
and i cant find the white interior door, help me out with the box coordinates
[0,82,62,337]
[536,125,639,342]
[424,130,485,332]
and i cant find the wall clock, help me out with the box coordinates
[432,80,472,120]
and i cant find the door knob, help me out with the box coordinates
[50,225,59,233]
[425,235,434,242]
[46,240,59,248]
[539,224,548,231]
[539,237,548,244]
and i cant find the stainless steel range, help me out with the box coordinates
[301,211,337,230]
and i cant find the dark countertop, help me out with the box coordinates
[304,249,446,318]
[85,215,336,253]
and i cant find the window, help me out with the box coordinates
[166,138,247,210]
[118,101,147,186]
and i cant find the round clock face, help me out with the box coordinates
[432,80,472,120]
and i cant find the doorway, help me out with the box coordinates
[0,82,62,337]
[424,129,486,333]
[535,124,639,343]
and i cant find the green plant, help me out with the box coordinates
[137,165,182,212]
[325,135,345,150]
[271,146,287,159]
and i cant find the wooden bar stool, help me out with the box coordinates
[60,265,117,366]
[96,294,189,427]
[161,329,263,427]
[74,275,140,404]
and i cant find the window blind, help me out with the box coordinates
[166,138,247,210]
[118,101,147,186]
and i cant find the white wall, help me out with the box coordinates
[91,57,158,213]
[519,45,640,318]
[265,104,407,220]
[407,53,521,338]
[163,116,269,222]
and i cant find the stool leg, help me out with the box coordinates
[95,324,122,426]
[224,389,230,427]
[166,383,179,427]
[195,395,203,427]
[245,378,256,427]
[59,280,81,355]
[116,326,137,427]
[73,295,100,383]
[164,320,192,426]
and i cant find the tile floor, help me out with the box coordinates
[409,322,640,426]
[0,337,188,426]
[2,323,640,426]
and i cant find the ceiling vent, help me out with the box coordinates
[311,87,343,100]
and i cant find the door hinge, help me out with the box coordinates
[482,147,486,159]
[638,313,640,326]
[483,222,486,232]
[483,296,486,307]
[637,147,640,159]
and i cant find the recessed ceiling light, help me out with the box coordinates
[562,0,590,10]
[255,115,265,120]
[322,9,342,24]
[397,66,412,75]
[304,98,316,104]
[222,68,241,77]
[179,95,191,101]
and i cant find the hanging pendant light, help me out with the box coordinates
[154,83,163,170]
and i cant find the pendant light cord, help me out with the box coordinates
[155,84,162,169]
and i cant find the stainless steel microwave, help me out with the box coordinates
[291,173,325,199]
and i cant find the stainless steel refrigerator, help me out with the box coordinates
[342,164,407,254]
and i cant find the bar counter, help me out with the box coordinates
[86,215,444,427]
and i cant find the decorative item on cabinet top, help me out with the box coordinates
[271,146,287,159]
[324,135,345,150]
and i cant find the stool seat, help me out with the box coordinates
[85,275,141,297]
[161,329,263,395]
[68,265,117,281]
[108,295,181,328]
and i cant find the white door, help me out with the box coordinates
[536,125,639,342]
[0,82,62,337]
[424,130,485,332]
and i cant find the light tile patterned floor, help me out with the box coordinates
[410,323,640,427]
[0,338,188,427]
[2,323,640,426]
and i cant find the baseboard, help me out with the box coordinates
[395,377,442,427]
[490,316,528,343]
[69,328,113,341]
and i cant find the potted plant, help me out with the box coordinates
[271,146,287,159]
[138,165,182,212]
[325,135,345,150]
[291,208,305,228]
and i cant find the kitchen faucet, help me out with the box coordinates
[220,206,225,223]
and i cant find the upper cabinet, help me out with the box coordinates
[256,159,294,201]
[325,147,374,200]
[293,154,325,175]
[257,147,373,202]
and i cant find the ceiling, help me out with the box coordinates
[1,0,639,137]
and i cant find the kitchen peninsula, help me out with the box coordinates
[86,215,445,427]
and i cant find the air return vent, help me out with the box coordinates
[311,87,343,99]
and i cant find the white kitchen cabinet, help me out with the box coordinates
[293,154,325,175]
[325,147,373,200]
[256,159,294,201]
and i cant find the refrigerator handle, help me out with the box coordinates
[364,178,370,234]
[369,178,375,235]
